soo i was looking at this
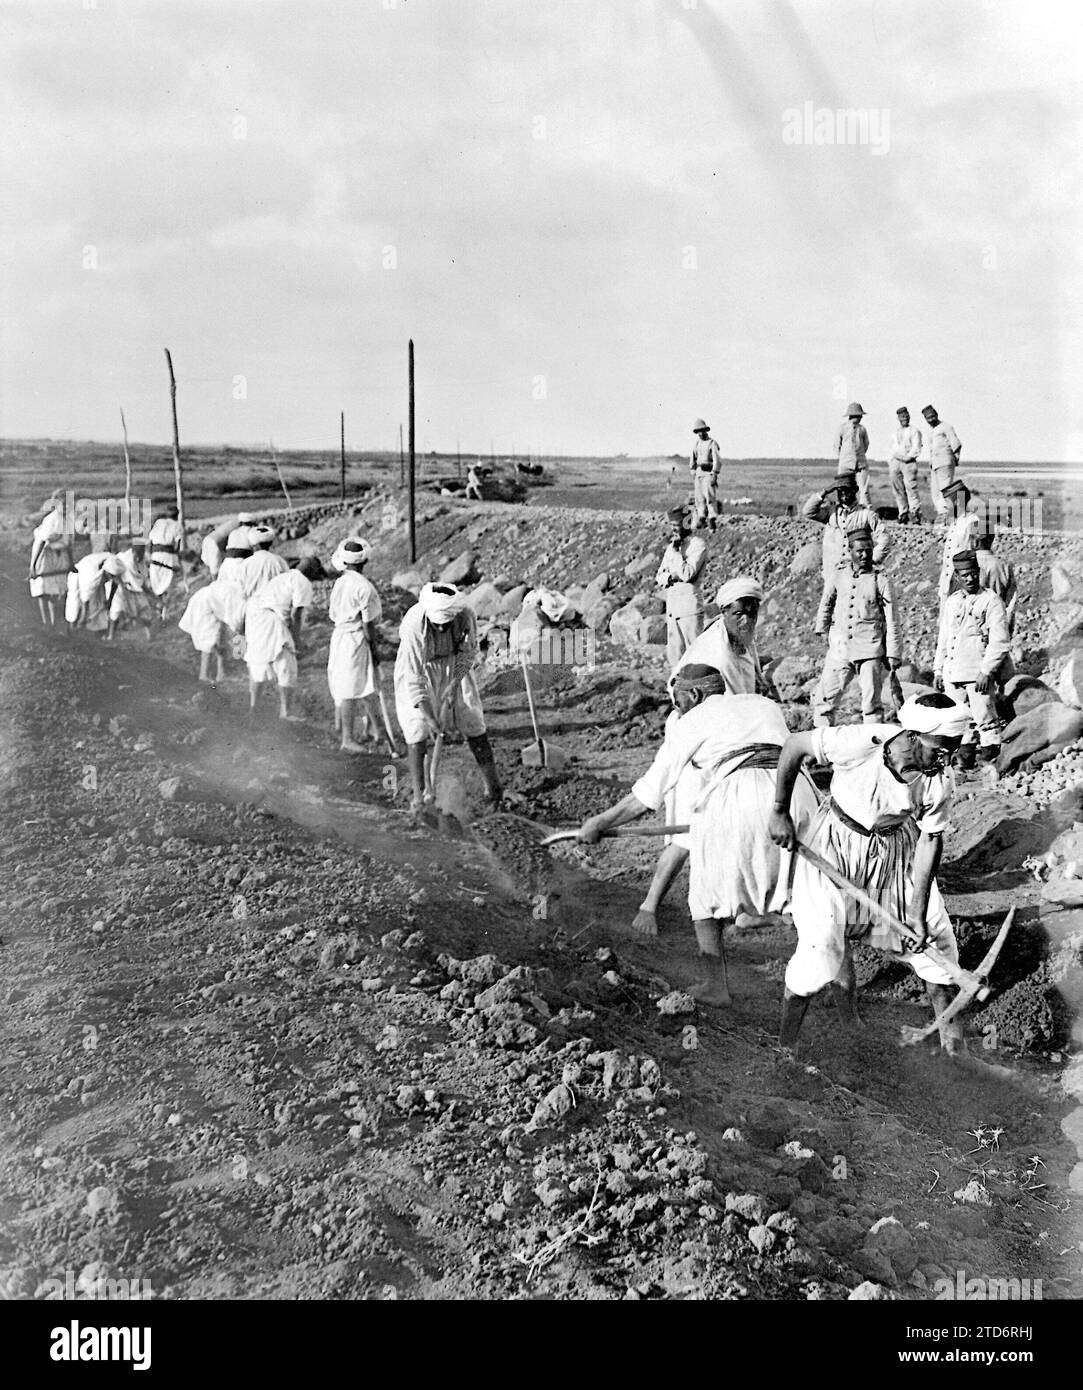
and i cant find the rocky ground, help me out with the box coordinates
[2,490,1082,1302]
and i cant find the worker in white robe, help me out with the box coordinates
[106,538,154,640]
[216,523,255,587]
[769,694,973,1054]
[244,559,319,718]
[201,512,255,579]
[240,525,289,597]
[632,576,768,938]
[28,497,72,626]
[178,577,247,684]
[66,548,115,632]
[326,537,397,754]
[577,669,817,1006]
[146,507,185,614]
[394,582,502,812]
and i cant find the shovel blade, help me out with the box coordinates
[520,738,569,770]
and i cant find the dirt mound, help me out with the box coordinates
[499,763,626,824]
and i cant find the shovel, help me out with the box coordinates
[520,654,569,771]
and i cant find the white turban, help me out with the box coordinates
[237,512,257,524]
[225,526,253,551]
[715,576,765,609]
[247,524,276,545]
[331,536,372,572]
[419,582,465,625]
[897,696,973,739]
[523,586,571,622]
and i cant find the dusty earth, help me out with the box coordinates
[2,480,1083,1303]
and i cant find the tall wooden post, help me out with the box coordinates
[268,439,292,511]
[340,410,346,502]
[457,438,462,482]
[163,348,186,535]
[399,423,405,488]
[408,340,416,564]
[119,407,132,509]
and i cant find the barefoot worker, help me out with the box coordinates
[65,543,116,634]
[577,668,817,1005]
[769,692,972,1053]
[632,575,767,938]
[177,574,247,685]
[394,582,503,813]
[244,558,320,719]
[146,505,184,618]
[240,524,289,597]
[327,537,396,755]
[28,495,72,627]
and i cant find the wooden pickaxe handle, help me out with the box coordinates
[793,841,987,998]
[541,823,689,846]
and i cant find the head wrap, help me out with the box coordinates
[247,524,276,546]
[523,586,571,622]
[225,526,253,551]
[419,582,465,625]
[674,663,726,696]
[715,576,764,609]
[897,695,973,739]
[237,512,257,524]
[330,536,372,572]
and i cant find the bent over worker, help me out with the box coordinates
[769,693,973,1055]
[243,558,321,719]
[394,582,503,813]
[577,670,818,1007]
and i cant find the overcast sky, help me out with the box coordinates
[2,0,1080,460]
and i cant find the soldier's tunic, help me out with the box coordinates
[813,568,900,724]
[800,494,891,580]
[689,436,722,524]
[655,535,708,667]
[934,588,1010,748]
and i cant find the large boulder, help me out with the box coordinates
[1052,563,1080,601]
[790,542,822,576]
[639,615,668,646]
[465,582,504,619]
[438,549,478,586]
[998,704,1083,775]
[624,552,658,580]
[1058,652,1083,709]
[609,603,644,645]
[1004,674,1061,717]
[583,598,616,631]
[579,577,608,613]
[498,584,529,618]
[771,654,818,701]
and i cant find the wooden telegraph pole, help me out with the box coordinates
[340,410,346,502]
[399,423,405,488]
[119,407,132,509]
[408,340,416,564]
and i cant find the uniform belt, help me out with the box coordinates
[827,797,911,838]
[696,465,715,472]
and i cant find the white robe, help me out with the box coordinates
[240,549,289,598]
[178,578,246,653]
[66,552,112,627]
[29,509,71,598]
[669,616,762,694]
[632,693,816,921]
[107,549,152,621]
[147,517,184,596]
[327,570,382,702]
[244,568,313,685]
[216,555,248,586]
[393,602,486,744]
[785,724,959,996]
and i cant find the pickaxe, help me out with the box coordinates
[900,906,1015,1046]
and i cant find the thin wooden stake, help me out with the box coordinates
[162,349,189,593]
[399,423,405,488]
[119,407,132,508]
[340,410,346,503]
[268,439,292,511]
[408,340,416,564]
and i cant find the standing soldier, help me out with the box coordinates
[934,550,1011,773]
[813,529,902,726]
[655,505,708,667]
[689,418,722,531]
[887,406,924,524]
[922,404,962,520]
[801,472,891,591]
[146,504,185,619]
[937,480,982,602]
[28,495,72,627]
[834,402,871,505]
